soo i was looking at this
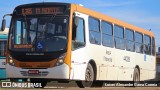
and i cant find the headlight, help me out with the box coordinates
[8,56,15,66]
[56,53,66,66]
[9,59,13,63]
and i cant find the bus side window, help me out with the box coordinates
[125,29,135,52]
[114,25,125,50]
[72,17,85,50]
[101,21,113,47]
[135,32,143,53]
[144,35,151,55]
[152,37,155,56]
[89,17,101,45]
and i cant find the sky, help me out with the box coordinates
[0,0,160,51]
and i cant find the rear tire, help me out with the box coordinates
[133,68,140,86]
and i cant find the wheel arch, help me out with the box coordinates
[135,65,140,74]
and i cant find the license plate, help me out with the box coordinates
[28,70,39,74]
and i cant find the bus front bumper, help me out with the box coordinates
[6,63,70,79]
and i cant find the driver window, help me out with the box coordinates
[15,20,21,44]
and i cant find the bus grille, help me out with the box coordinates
[20,71,49,77]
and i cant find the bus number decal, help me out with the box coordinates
[106,50,111,55]
[103,56,112,62]
[123,56,130,62]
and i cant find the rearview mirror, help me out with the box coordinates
[1,14,12,31]
[1,19,6,31]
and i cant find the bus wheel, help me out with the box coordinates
[30,79,47,88]
[133,68,140,86]
[76,63,94,88]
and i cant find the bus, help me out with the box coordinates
[0,28,8,79]
[1,2,156,88]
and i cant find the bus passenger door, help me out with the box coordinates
[70,12,88,80]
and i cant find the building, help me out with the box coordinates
[156,47,160,80]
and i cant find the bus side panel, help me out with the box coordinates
[115,49,135,81]
[146,55,156,80]
[99,46,117,81]
[135,54,156,81]
[135,53,147,81]
[86,44,105,80]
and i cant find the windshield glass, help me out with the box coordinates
[9,16,68,52]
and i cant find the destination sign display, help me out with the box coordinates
[18,7,65,15]
[14,44,33,49]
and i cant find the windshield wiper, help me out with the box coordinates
[23,14,29,31]
[23,14,31,44]
[41,14,57,39]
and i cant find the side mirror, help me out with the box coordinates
[1,19,6,31]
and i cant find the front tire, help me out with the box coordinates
[76,63,94,88]
[76,63,103,88]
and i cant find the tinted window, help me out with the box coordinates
[89,17,100,32]
[89,31,101,45]
[144,35,151,55]
[135,32,143,43]
[126,29,134,41]
[152,37,155,56]
[126,29,134,52]
[135,32,143,53]
[101,21,113,47]
[102,34,113,47]
[114,25,124,38]
[101,21,112,35]
[89,17,101,45]
[126,40,135,51]
[115,38,125,49]
[114,25,125,49]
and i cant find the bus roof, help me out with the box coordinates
[14,2,70,10]
[71,4,154,37]
[13,2,154,37]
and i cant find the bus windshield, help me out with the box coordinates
[9,16,68,52]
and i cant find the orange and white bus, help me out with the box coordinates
[1,2,156,88]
